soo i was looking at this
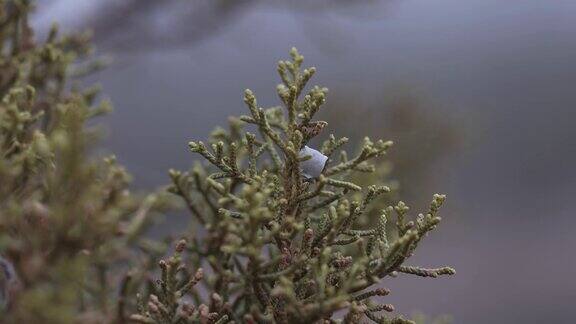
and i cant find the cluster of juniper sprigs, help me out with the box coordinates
[144,48,455,324]
[0,1,171,323]
[0,1,454,323]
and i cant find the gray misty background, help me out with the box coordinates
[33,0,576,323]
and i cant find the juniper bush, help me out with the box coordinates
[151,48,455,324]
[0,1,170,322]
[0,1,454,323]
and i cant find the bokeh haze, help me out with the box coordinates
[33,1,576,323]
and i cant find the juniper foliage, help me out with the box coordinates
[0,1,454,323]
[0,1,169,322]
[147,48,455,324]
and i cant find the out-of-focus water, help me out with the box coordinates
[34,0,576,322]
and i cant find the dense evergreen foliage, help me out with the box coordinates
[0,2,453,323]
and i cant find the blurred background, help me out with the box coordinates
[32,1,576,322]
